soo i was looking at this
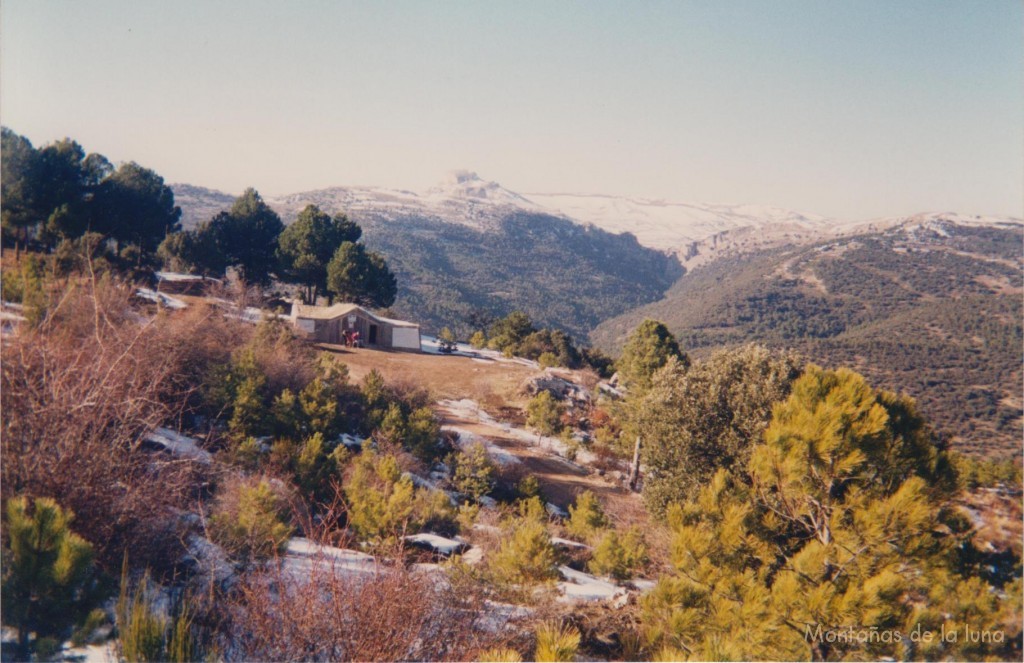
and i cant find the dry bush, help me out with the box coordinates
[221,560,510,661]
[0,276,231,571]
[384,376,432,411]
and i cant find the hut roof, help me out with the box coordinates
[291,302,419,328]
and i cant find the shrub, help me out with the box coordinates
[404,406,443,462]
[363,372,442,462]
[588,528,648,580]
[534,621,580,662]
[451,442,497,501]
[222,559,506,660]
[490,509,559,585]
[2,277,212,569]
[616,319,687,391]
[343,452,416,540]
[537,351,559,368]
[566,490,608,542]
[416,489,458,537]
[229,372,269,437]
[469,330,487,349]
[456,502,481,531]
[1,496,97,659]
[516,475,543,501]
[526,391,563,439]
[294,432,342,503]
[631,344,802,518]
[209,476,293,563]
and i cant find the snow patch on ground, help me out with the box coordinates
[443,425,521,466]
[143,427,212,464]
[631,578,658,592]
[403,533,468,556]
[557,565,627,602]
[551,537,591,550]
[438,398,596,467]
[60,642,115,662]
[284,538,380,578]
[155,271,222,284]
[135,288,187,310]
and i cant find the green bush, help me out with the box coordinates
[490,502,559,585]
[537,352,559,368]
[588,528,648,580]
[209,477,292,563]
[469,330,487,349]
[456,503,480,531]
[451,442,496,501]
[516,475,543,501]
[526,391,563,439]
[344,452,417,540]
[566,490,608,542]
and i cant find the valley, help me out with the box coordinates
[173,176,1023,458]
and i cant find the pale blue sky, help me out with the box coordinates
[2,0,1021,219]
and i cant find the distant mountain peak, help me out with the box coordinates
[425,170,537,208]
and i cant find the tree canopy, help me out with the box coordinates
[639,366,1018,661]
[616,319,687,391]
[276,205,362,303]
[326,241,397,308]
[224,188,286,285]
[631,344,803,517]
[160,188,283,284]
[1,127,179,267]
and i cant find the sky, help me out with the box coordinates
[1,0,1021,220]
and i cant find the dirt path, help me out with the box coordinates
[436,404,634,512]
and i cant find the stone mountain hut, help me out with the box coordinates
[289,301,422,351]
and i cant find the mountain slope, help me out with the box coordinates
[171,180,683,340]
[171,184,237,230]
[591,219,1023,457]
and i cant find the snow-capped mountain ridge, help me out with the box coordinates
[172,174,1021,262]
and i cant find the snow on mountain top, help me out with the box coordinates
[174,176,1020,256]
[841,211,1024,235]
[425,170,540,208]
[524,191,836,249]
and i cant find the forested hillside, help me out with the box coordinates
[172,183,684,341]
[358,211,683,340]
[592,220,1023,457]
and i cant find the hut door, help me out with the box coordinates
[368,324,378,345]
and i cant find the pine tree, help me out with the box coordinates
[277,205,362,303]
[616,319,687,391]
[1,496,96,659]
[566,490,608,542]
[344,452,416,540]
[639,366,1017,661]
[490,517,559,585]
[451,442,496,501]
